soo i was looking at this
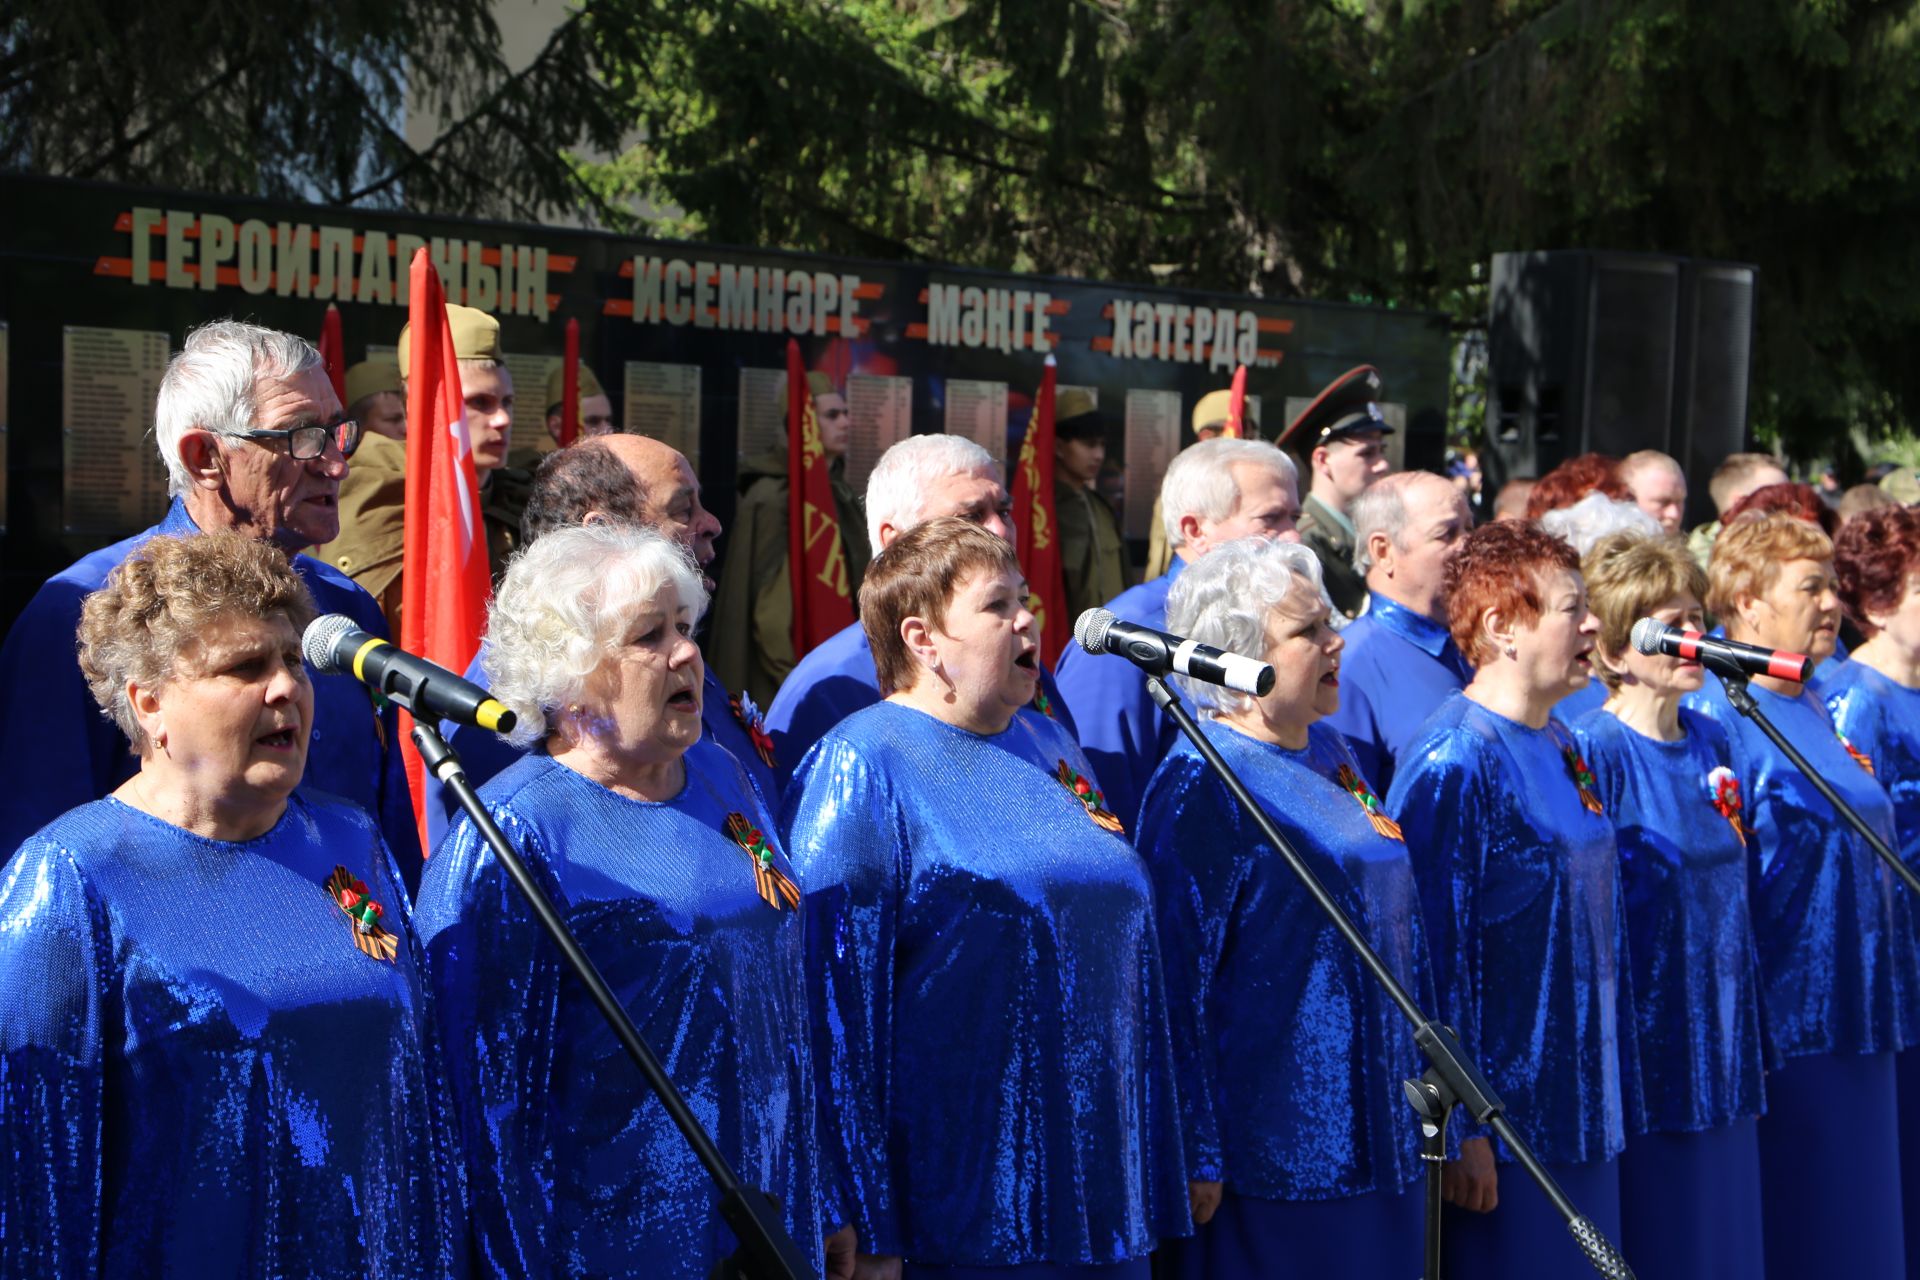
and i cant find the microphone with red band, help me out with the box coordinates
[1629,618,1813,684]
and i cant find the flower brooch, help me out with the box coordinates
[1057,760,1125,833]
[1560,744,1605,816]
[324,866,399,962]
[1707,766,1746,846]
[725,813,801,912]
[1838,733,1876,777]
[1336,764,1404,841]
[730,692,778,770]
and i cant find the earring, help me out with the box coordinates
[1504,645,1517,660]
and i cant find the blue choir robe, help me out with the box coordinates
[0,497,421,886]
[1052,560,1185,830]
[1321,594,1472,796]
[1137,719,1430,1201]
[1822,660,1920,1280]
[1682,677,1918,1057]
[765,618,1076,785]
[1386,696,1637,1166]
[415,738,827,1279]
[0,791,464,1278]
[1550,679,1607,730]
[781,700,1190,1268]
[1571,708,1766,1132]
[424,646,780,853]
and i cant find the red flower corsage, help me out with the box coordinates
[1336,764,1404,841]
[724,813,801,911]
[325,865,399,962]
[1707,766,1746,846]
[729,691,778,770]
[1056,760,1126,833]
[1560,744,1605,816]
[1031,687,1055,720]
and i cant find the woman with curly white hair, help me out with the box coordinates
[1134,536,1432,1280]
[414,522,853,1280]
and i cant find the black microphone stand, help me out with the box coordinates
[1143,677,1635,1280]
[412,724,817,1280]
[1715,670,1920,897]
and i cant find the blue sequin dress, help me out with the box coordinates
[1137,719,1429,1280]
[1387,695,1635,1277]
[1573,707,1766,1280]
[1824,659,1920,1280]
[780,700,1190,1272]
[416,738,828,1279]
[1686,674,1916,1278]
[0,791,464,1277]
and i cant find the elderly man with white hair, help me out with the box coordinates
[763,432,1076,776]
[1053,436,1301,830]
[0,319,421,881]
[1538,494,1662,728]
[1322,470,1475,796]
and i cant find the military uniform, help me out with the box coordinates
[1143,387,1259,581]
[315,359,407,630]
[1281,365,1394,621]
[1055,476,1127,623]
[709,427,871,710]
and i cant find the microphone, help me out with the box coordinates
[1075,608,1276,696]
[1629,618,1813,684]
[303,614,517,733]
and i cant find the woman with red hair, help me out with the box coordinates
[1826,504,1920,1280]
[1386,521,1634,1275]
[1719,480,1839,536]
[1524,452,1628,520]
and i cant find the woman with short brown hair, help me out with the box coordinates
[1683,511,1916,1278]
[782,516,1190,1279]
[0,530,462,1276]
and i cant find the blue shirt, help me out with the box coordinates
[1573,708,1767,1133]
[425,650,780,854]
[0,498,422,888]
[1387,696,1637,1165]
[0,791,464,1278]
[1138,719,1431,1200]
[780,701,1190,1265]
[1551,680,1608,730]
[1052,559,1185,829]
[765,619,1076,786]
[1323,594,1473,795]
[1684,676,1918,1057]
[416,740,826,1279]
[1823,661,1920,880]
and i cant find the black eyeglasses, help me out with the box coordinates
[236,416,362,459]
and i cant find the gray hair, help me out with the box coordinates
[1352,470,1462,574]
[1161,438,1298,549]
[865,433,998,548]
[1540,492,1661,556]
[483,523,707,747]
[154,320,325,497]
[1165,536,1327,716]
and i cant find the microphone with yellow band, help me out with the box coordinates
[303,614,517,734]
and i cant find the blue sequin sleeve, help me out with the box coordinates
[0,843,108,1277]
[419,810,571,1274]
[780,735,905,1252]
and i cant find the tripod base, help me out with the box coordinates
[1442,1158,1622,1278]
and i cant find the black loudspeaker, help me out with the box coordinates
[1484,250,1755,526]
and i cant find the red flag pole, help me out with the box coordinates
[1224,363,1248,439]
[1014,355,1070,666]
[399,249,492,850]
[318,304,346,406]
[561,318,581,447]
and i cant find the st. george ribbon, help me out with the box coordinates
[303,614,517,734]
[1630,618,1813,684]
[1074,607,1277,696]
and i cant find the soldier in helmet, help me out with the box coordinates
[1053,388,1130,622]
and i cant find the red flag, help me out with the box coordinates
[560,318,581,447]
[318,304,346,406]
[1014,356,1070,666]
[786,339,855,655]
[399,250,492,851]
[1223,363,1248,439]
